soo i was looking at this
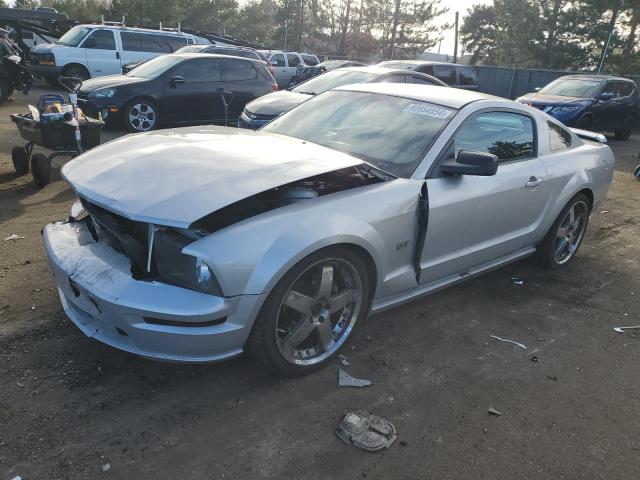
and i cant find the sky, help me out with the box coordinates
[429,0,492,56]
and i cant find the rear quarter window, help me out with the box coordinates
[548,121,572,151]
[222,59,258,81]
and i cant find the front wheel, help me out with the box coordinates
[247,246,372,375]
[124,99,159,132]
[534,193,590,269]
[31,153,51,188]
[62,64,90,82]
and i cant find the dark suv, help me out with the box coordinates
[376,60,479,90]
[517,75,639,140]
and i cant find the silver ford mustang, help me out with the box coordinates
[42,83,614,374]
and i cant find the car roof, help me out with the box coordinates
[334,82,498,108]
[555,74,633,83]
[168,52,263,64]
[378,60,462,68]
[338,65,426,75]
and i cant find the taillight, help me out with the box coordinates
[272,83,279,92]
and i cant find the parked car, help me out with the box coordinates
[77,53,277,131]
[239,66,447,129]
[43,83,614,374]
[287,59,366,87]
[376,60,479,90]
[28,23,208,83]
[0,27,33,105]
[517,75,639,140]
[259,50,321,88]
[121,44,269,75]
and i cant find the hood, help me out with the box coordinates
[30,42,63,53]
[245,90,311,116]
[518,92,591,106]
[62,126,363,229]
[80,75,147,93]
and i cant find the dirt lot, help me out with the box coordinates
[1,84,639,480]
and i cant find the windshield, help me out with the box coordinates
[292,70,376,95]
[126,55,183,78]
[539,78,602,98]
[57,26,91,47]
[263,90,455,177]
[377,61,415,70]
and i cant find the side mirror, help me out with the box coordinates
[441,150,498,176]
[599,92,614,101]
[168,75,185,87]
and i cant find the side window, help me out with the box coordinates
[222,59,258,81]
[302,54,318,66]
[433,65,456,85]
[601,82,619,98]
[612,81,634,97]
[408,74,438,85]
[452,111,535,162]
[171,59,221,82]
[416,65,434,76]
[287,54,300,67]
[548,121,572,151]
[121,32,142,51]
[83,30,115,50]
[163,35,187,52]
[141,34,181,53]
[378,74,406,83]
[270,54,285,67]
[458,67,477,86]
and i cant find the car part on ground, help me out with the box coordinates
[43,83,614,373]
[336,410,397,451]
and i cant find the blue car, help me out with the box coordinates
[517,75,639,140]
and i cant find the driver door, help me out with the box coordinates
[420,110,550,285]
[81,29,121,77]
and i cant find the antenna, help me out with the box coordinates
[159,21,163,31]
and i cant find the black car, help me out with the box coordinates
[239,66,447,129]
[517,75,639,140]
[376,60,479,90]
[0,28,32,105]
[287,59,366,87]
[79,53,278,132]
[121,44,268,74]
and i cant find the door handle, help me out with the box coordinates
[525,176,544,187]
[115,51,120,60]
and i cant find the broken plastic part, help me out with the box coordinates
[336,410,397,451]
[488,407,502,416]
[613,326,640,333]
[338,369,372,387]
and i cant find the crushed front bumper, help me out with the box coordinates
[42,221,266,363]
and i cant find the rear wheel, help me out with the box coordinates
[534,193,590,269]
[11,146,29,175]
[124,99,159,132]
[615,115,634,140]
[247,246,372,375]
[31,153,51,188]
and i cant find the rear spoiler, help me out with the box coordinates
[569,127,607,144]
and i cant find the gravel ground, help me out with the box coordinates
[1,84,639,480]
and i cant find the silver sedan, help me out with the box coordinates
[42,83,614,374]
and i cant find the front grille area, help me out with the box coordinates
[245,110,277,121]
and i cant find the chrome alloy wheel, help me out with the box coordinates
[275,258,363,365]
[128,103,157,131]
[553,200,589,265]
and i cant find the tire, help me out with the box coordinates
[11,146,29,175]
[62,64,90,82]
[31,153,51,188]
[533,193,591,269]
[247,246,373,375]
[576,114,594,131]
[634,164,640,180]
[615,115,634,140]
[124,99,159,132]
[0,78,9,104]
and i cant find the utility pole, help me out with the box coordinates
[453,11,459,63]
[598,0,625,74]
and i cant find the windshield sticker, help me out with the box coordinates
[403,104,452,119]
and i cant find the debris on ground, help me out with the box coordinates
[339,354,351,367]
[336,409,397,451]
[510,276,525,285]
[600,210,609,214]
[338,369,372,388]
[4,234,25,241]
[102,462,111,472]
[489,334,527,350]
[530,355,539,362]
[613,326,640,333]
[547,375,558,381]
[365,335,372,342]
[488,407,502,416]
[10,476,23,480]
